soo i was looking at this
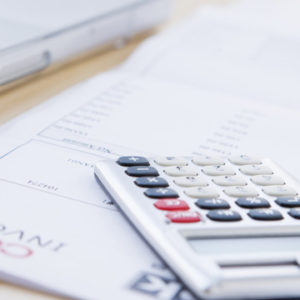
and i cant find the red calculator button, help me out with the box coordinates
[166,211,201,223]
[154,199,189,211]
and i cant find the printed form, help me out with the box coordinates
[0,2,300,299]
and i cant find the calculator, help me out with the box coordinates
[94,155,300,300]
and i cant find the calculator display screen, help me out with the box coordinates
[188,236,300,255]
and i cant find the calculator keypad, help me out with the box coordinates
[135,177,169,187]
[154,157,188,166]
[239,165,273,176]
[145,188,178,198]
[275,197,300,208]
[126,166,159,177]
[202,165,235,176]
[174,176,208,187]
[154,199,189,211]
[192,156,225,166]
[262,186,297,197]
[248,209,283,221]
[195,198,230,209]
[223,186,259,198]
[207,210,242,222]
[164,166,198,177]
[184,187,219,199]
[117,156,149,166]
[166,211,201,223]
[117,155,300,226]
[212,175,247,186]
[289,209,300,219]
[229,155,261,165]
[251,175,285,186]
[236,197,270,208]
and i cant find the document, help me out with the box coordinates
[122,1,300,110]
[0,73,195,300]
[1,2,300,299]
[1,70,300,299]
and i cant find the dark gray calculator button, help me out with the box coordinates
[195,198,230,210]
[145,188,179,198]
[126,166,159,177]
[236,197,270,208]
[248,209,283,221]
[275,197,300,208]
[288,209,300,219]
[117,156,149,166]
[207,210,241,221]
[135,177,169,188]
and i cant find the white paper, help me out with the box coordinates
[1,70,300,299]
[122,2,300,110]
[0,73,200,300]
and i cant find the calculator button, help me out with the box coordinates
[239,165,273,176]
[135,177,169,188]
[262,186,298,197]
[275,197,300,208]
[154,157,188,166]
[251,175,285,186]
[126,166,159,177]
[229,155,261,165]
[192,155,225,166]
[164,166,198,177]
[154,199,189,211]
[288,209,300,219]
[212,176,247,186]
[207,210,242,222]
[117,156,149,166]
[224,186,259,198]
[166,211,201,223]
[184,187,219,199]
[202,165,235,176]
[248,209,283,221]
[236,197,270,208]
[145,188,178,198]
[195,198,230,209]
[174,176,208,187]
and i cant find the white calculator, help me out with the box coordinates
[94,155,300,300]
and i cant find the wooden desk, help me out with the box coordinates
[0,0,221,298]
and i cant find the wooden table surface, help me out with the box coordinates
[0,0,225,298]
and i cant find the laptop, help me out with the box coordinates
[0,0,171,89]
